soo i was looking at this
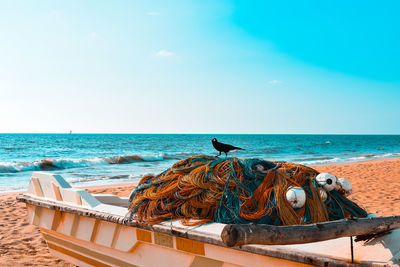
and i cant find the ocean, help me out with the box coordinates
[1,134,399,192]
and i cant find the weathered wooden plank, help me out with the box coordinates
[221,216,400,247]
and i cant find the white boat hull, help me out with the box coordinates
[18,172,400,267]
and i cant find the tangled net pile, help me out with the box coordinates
[128,155,367,226]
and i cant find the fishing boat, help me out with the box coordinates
[17,171,400,266]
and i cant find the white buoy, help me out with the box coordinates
[334,182,342,191]
[318,188,328,201]
[337,177,352,196]
[255,164,264,172]
[315,173,338,191]
[286,186,306,209]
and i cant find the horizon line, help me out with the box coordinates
[0,132,399,135]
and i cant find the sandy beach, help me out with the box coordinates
[1,158,399,266]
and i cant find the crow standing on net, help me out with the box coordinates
[212,138,244,157]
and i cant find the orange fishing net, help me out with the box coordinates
[128,156,367,226]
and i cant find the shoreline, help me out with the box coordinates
[312,155,400,166]
[1,156,400,195]
[1,157,400,266]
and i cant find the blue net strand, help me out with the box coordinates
[128,156,368,225]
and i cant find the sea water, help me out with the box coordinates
[1,134,399,192]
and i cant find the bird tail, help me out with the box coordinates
[234,147,244,150]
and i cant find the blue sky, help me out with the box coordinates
[0,0,399,134]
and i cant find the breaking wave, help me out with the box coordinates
[0,154,179,173]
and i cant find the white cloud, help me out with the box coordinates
[88,32,98,39]
[156,50,174,57]
[49,10,63,18]
[268,80,283,85]
[146,11,160,16]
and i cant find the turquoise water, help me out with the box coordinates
[1,134,399,192]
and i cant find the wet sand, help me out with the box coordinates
[1,158,399,266]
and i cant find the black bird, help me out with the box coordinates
[212,138,244,157]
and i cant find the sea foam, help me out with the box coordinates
[0,154,170,173]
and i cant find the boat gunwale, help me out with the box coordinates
[17,193,393,267]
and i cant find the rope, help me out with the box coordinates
[128,155,367,226]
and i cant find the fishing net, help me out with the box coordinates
[128,155,367,226]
